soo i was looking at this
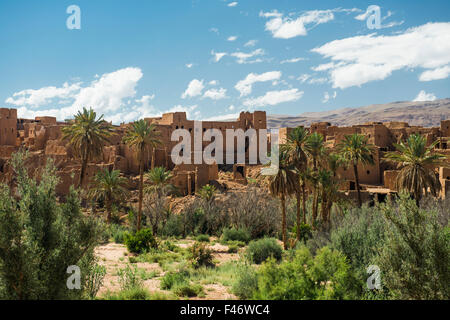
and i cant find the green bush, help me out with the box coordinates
[221,227,251,243]
[104,287,151,300]
[117,265,143,291]
[232,264,259,299]
[292,223,313,244]
[173,283,204,297]
[252,246,360,300]
[0,152,104,300]
[84,264,106,300]
[228,245,239,253]
[124,228,158,254]
[375,193,450,299]
[160,213,184,238]
[328,205,386,283]
[195,234,210,242]
[160,269,190,290]
[246,238,283,264]
[108,224,128,244]
[190,242,215,268]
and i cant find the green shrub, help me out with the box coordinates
[252,246,360,300]
[160,213,184,238]
[246,238,283,264]
[292,223,313,244]
[221,227,251,243]
[124,228,158,254]
[104,287,151,300]
[190,242,215,268]
[109,224,128,244]
[228,245,239,253]
[232,264,259,299]
[160,269,190,290]
[84,264,106,300]
[173,283,204,297]
[375,193,450,299]
[117,265,143,291]
[222,240,246,247]
[162,240,177,251]
[196,234,210,242]
[0,152,104,300]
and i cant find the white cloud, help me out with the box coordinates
[181,79,205,99]
[244,39,258,47]
[230,48,265,64]
[259,9,335,39]
[211,50,227,62]
[243,89,303,107]
[208,80,218,86]
[209,27,219,34]
[186,63,194,68]
[297,74,310,83]
[228,105,235,111]
[419,65,450,81]
[227,36,238,41]
[203,88,227,100]
[235,71,282,97]
[311,22,450,89]
[202,112,240,121]
[167,104,200,119]
[413,90,437,102]
[8,67,145,122]
[227,2,238,7]
[308,77,328,85]
[6,82,82,108]
[280,57,305,64]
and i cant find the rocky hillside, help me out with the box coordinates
[267,99,450,129]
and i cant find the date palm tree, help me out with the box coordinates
[337,134,375,207]
[145,167,177,197]
[268,149,298,249]
[304,132,325,225]
[284,127,309,240]
[88,169,129,222]
[123,120,162,231]
[384,134,446,205]
[62,107,114,188]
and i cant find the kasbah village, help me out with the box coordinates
[0,106,449,299]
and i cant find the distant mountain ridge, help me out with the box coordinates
[267,99,450,129]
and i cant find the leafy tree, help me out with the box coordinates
[268,149,298,249]
[62,107,114,188]
[337,134,375,207]
[123,120,162,231]
[88,169,129,222]
[376,193,449,299]
[284,127,309,240]
[384,134,446,205]
[0,151,103,299]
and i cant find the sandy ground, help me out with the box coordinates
[95,241,239,299]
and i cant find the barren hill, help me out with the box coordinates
[267,99,450,129]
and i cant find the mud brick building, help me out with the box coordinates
[279,120,450,201]
[0,108,267,196]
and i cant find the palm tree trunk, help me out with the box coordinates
[353,163,362,207]
[151,148,155,170]
[106,198,112,223]
[296,191,301,241]
[79,155,88,188]
[137,152,144,231]
[301,181,307,224]
[281,196,287,250]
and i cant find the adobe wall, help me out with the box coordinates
[0,108,17,146]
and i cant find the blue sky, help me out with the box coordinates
[1,0,449,123]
